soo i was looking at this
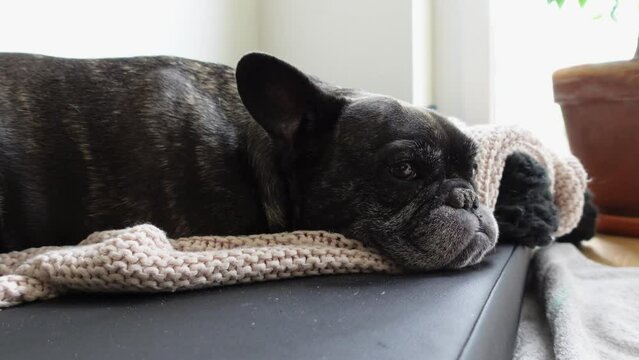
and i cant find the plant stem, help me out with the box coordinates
[610,0,619,20]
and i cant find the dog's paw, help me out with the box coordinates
[494,152,559,247]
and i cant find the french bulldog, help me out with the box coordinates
[0,52,588,270]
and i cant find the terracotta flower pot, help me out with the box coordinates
[553,36,639,237]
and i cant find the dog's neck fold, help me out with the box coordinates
[245,122,291,232]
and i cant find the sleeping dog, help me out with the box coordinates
[0,53,592,270]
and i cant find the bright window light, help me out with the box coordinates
[490,0,639,154]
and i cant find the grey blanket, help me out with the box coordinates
[514,243,639,360]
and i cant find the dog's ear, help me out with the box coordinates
[235,53,344,145]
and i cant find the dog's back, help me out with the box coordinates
[0,54,269,251]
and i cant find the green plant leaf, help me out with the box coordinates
[578,0,587,7]
[556,0,566,7]
[547,0,555,3]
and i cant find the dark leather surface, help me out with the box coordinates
[459,244,531,360]
[0,245,529,360]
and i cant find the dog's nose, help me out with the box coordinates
[446,188,478,211]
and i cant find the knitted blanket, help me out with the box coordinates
[467,124,587,236]
[0,124,588,308]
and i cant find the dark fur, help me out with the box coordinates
[0,52,589,270]
[495,152,596,246]
[0,54,279,250]
[556,190,597,245]
[494,152,558,246]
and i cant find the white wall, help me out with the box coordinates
[432,0,491,125]
[0,0,259,65]
[258,0,414,102]
[0,0,425,103]
[412,0,434,107]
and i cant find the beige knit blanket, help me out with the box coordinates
[0,124,588,308]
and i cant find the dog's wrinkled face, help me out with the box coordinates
[297,98,499,270]
[236,53,498,271]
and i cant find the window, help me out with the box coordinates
[490,0,639,153]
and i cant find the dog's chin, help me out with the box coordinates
[444,226,497,270]
[371,204,499,271]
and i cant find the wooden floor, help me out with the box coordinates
[580,233,639,267]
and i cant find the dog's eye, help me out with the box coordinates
[472,162,478,178]
[390,162,417,180]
